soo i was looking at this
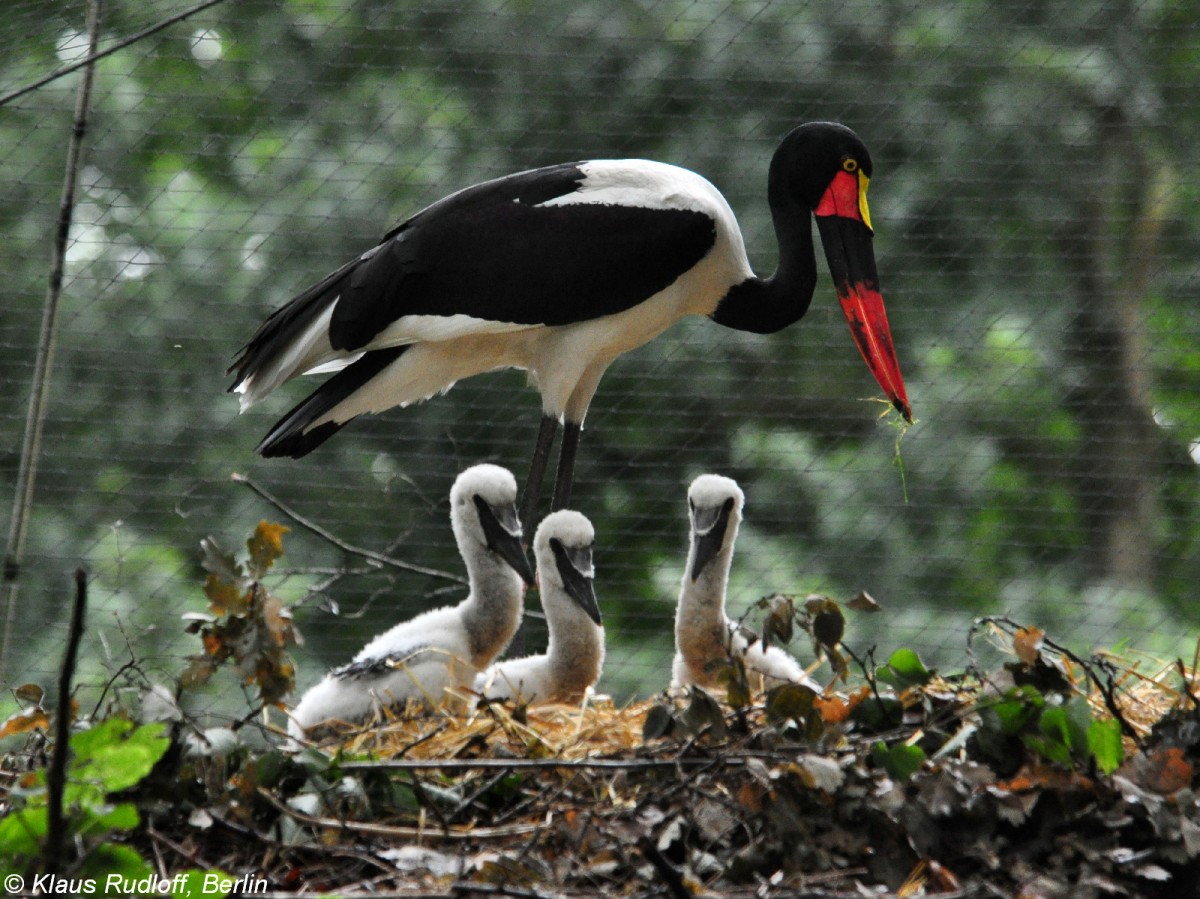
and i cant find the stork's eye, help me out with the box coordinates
[842,158,859,173]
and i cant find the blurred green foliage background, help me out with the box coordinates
[2,0,1198,717]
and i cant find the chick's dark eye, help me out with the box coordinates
[842,158,858,173]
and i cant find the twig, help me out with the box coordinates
[232,472,466,585]
[1088,656,1144,746]
[450,884,563,899]
[445,768,509,825]
[1176,658,1200,710]
[44,569,89,875]
[1,0,104,683]
[147,824,209,870]
[394,723,449,759]
[206,808,403,876]
[340,756,756,773]
[977,615,1143,745]
[257,787,541,842]
[406,769,452,832]
[89,657,145,720]
[843,643,903,729]
[0,0,231,108]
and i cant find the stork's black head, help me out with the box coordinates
[770,122,873,212]
[766,122,912,423]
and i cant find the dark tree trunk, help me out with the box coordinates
[1058,104,1162,589]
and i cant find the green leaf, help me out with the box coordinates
[1038,705,1072,748]
[1087,717,1125,775]
[985,686,1044,735]
[1022,702,1080,767]
[293,745,337,777]
[386,780,422,813]
[1023,733,1073,767]
[175,869,234,898]
[871,740,926,781]
[1034,699,1092,763]
[850,695,903,732]
[77,802,141,836]
[0,807,47,860]
[253,749,290,789]
[1062,698,1093,755]
[69,716,134,758]
[71,719,170,793]
[877,647,933,688]
[77,841,153,882]
[998,686,1046,729]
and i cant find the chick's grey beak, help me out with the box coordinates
[474,495,536,584]
[550,537,602,626]
[689,498,733,581]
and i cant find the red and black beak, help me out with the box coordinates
[814,169,912,423]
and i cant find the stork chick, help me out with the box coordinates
[672,474,819,694]
[289,464,535,739]
[476,509,604,705]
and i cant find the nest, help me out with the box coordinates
[220,641,1200,898]
[329,690,651,763]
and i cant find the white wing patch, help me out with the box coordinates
[536,159,729,218]
[236,302,338,409]
[304,353,363,375]
[371,313,539,346]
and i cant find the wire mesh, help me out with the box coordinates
[2,0,1198,720]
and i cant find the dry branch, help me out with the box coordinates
[44,569,88,875]
[256,787,542,843]
[232,472,466,585]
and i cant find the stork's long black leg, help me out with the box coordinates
[520,414,559,534]
[551,421,582,511]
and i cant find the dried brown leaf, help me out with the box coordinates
[13,683,44,704]
[204,574,249,616]
[762,593,795,648]
[806,597,845,652]
[247,520,289,576]
[0,705,50,737]
[788,754,844,794]
[847,590,881,612]
[1013,626,1045,667]
[815,693,850,724]
[1139,746,1194,795]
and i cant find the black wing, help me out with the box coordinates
[327,161,718,349]
[230,161,717,394]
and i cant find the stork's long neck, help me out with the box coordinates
[678,528,735,632]
[460,552,523,666]
[712,174,818,335]
[546,603,604,692]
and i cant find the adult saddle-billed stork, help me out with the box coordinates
[230,122,911,523]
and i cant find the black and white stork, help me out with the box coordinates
[230,122,911,524]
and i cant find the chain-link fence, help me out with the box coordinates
[3,0,1198,720]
